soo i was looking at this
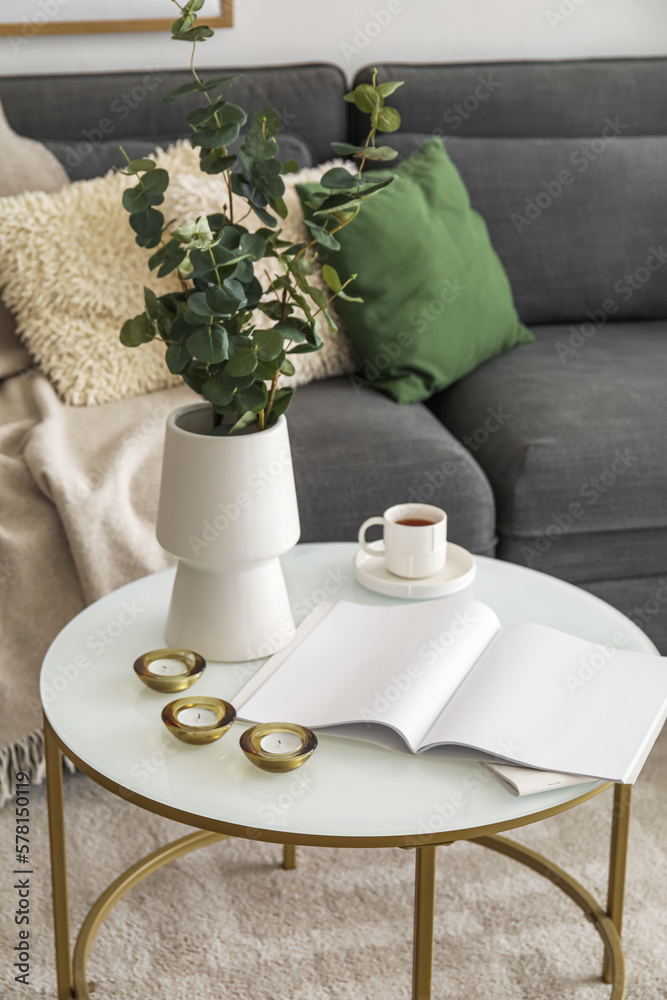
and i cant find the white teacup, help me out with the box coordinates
[358,503,447,579]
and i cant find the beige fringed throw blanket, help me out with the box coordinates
[0,372,197,807]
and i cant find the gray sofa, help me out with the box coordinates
[2,58,665,650]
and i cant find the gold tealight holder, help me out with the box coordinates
[134,648,206,694]
[240,723,317,773]
[162,697,236,745]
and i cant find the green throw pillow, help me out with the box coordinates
[297,138,533,404]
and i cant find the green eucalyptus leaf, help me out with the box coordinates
[313,194,362,217]
[173,25,215,42]
[268,386,294,420]
[357,175,395,198]
[281,160,299,174]
[376,106,401,132]
[181,361,210,394]
[343,83,380,114]
[186,292,215,318]
[250,107,281,139]
[330,142,367,156]
[186,100,227,129]
[165,75,235,105]
[232,258,254,283]
[301,219,340,252]
[123,157,156,173]
[120,313,153,347]
[199,75,238,95]
[192,123,243,150]
[250,159,285,199]
[171,11,197,36]
[235,381,268,413]
[226,347,258,377]
[163,80,202,104]
[252,329,283,361]
[376,80,404,99]
[241,129,277,162]
[255,357,279,380]
[149,240,187,278]
[142,169,169,195]
[225,411,259,434]
[206,283,246,315]
[272,320,308,343]
[187,323,229,364]
[122,187,150,214]
[202,379,234,408]
[165,341,192,374]
[355,145,399,161]
[271,195,288,219]
[290,257,313,278]
[307,285,329,312]
[279,358,296,377]
[243,276,264,309]
[199,149,237,174]
[248,201,277,227]
[130,208,164,248]
[320,167,360,190]
[321,264,343,294]
[239,232,266,260]
[288,340,322,354]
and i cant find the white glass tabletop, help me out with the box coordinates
[41,543,657,845]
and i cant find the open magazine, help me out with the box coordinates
[235,598,667,784]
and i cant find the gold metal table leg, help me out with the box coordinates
[44,717,74,1000]
[476,830,626,999]
[283,844,297,870]
[412,845,437,1000]
[603,784,632,984]
[72,829,225,999]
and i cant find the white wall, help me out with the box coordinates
[1,0,666,81]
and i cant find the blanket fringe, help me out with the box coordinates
[0,728,75,808]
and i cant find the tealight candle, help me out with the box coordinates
[177,707,218,728]
[260,731,304,755]
[240,723,317,773]
[162,696,236,746]
[148,658,187,676]
[133,648,206,693]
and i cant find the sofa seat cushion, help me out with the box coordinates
[428,320,667,580]
[287,376,496,556]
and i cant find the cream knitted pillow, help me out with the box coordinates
[0,142,358,405]
[0,142,202,405]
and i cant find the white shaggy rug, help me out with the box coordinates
[1,728,666,1000]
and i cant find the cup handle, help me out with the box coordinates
[358,516,385,556]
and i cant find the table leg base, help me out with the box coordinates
[283,844,297,870]
[72,831,226,1000]
[58,830,626,1000]
[474,835,626,1000]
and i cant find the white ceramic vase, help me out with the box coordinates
[156,404,301,662]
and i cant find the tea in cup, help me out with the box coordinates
[358,503,447,579]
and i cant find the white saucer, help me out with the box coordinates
[354,541,477,600]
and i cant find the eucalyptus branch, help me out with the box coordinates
[119,0,403,434]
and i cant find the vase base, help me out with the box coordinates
[165,558,296,662]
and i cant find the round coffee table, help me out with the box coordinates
[42,543,657,1000]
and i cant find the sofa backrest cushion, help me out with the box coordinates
[42,131,312,182]
[382,131,667,325]
[353,60,667,325]
[0,63,346,180]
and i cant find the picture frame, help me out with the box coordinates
[0,1,232,37]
